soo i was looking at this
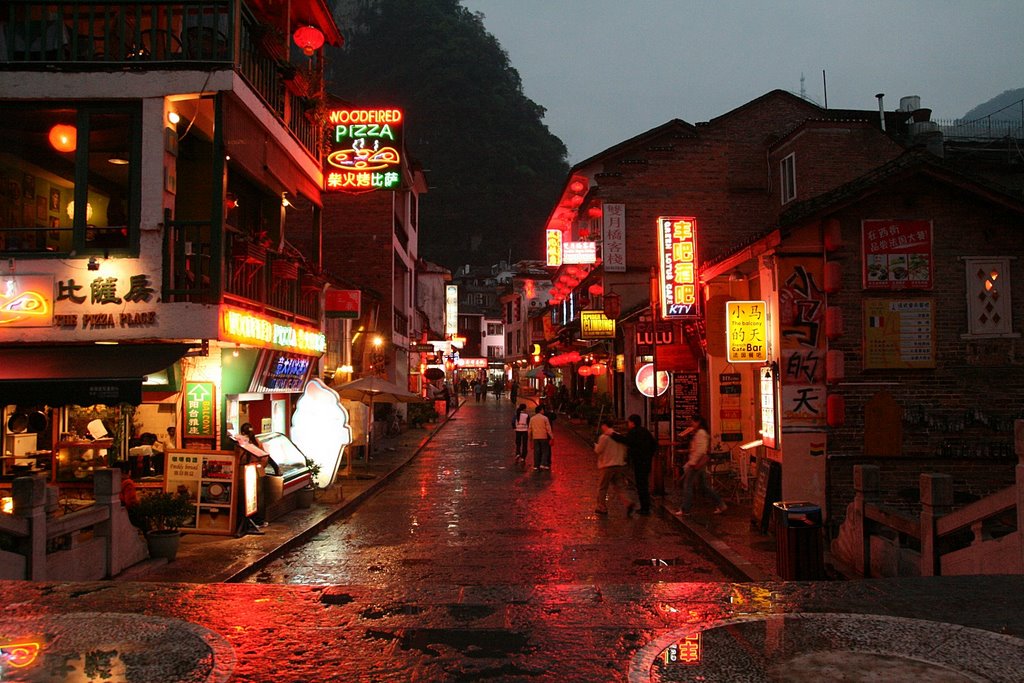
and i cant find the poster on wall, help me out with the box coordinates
[164,449,238,535]
[863,298,936,368]
[862,219,933,290]
[672,373,699,429]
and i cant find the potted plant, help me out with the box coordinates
[296,457,320,508]
[135,490,195,561]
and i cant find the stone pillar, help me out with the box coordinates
[12,474,48,581]
[919,472,953,577]
[94,468,118,578]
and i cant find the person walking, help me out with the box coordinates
[611,414,658,515]
[594,418,638,516]
[675,415,727,515]
[512,403,530,465]
[509,380,519,404]
[528,404,553,471]
[473,379,483,402]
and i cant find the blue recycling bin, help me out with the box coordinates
[773,501,824,580]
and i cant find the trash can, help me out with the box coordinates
[773,501,824,580]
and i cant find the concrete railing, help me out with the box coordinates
[832,420,1024,577]
[0,469,148,581]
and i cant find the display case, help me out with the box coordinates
[256,432,311,495]
[53,439,113,484]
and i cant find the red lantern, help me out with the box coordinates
[827,394,846,427]
[48,124,77,153]
[293,25,325,56]
[578,365,593,377]
[590,364,606,376]
[569,180,586,193]
[587,205,603,219]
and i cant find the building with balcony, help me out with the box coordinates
[0,1,341,521]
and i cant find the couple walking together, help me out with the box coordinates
[513,403,553,470]
[594,415,656,516]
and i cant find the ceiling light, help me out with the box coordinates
[108,157,129,165]
[168,111,180,125]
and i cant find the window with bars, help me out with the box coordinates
[964,257,1014,336]
[780,153,796,204]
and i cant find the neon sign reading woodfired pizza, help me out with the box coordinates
[325,108,403,193]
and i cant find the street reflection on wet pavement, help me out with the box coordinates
[248,398,736,586]
[2,400,1024,681]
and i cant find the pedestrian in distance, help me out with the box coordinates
[594,418,639,516]
[675,415,727,516]
[509,380,519,404]
[473,379,483,402]
[528,404,553,471]
[611,414,658,515]
[512,403,530,465]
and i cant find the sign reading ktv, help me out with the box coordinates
[657,216,698,318]
[324,108,403,193]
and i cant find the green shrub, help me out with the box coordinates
[135,491,195,533]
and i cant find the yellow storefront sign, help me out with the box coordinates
[726,300,768,362]
[580,310,616,338]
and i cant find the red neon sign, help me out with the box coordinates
[657,216,698,318]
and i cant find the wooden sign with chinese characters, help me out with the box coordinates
[726,300,768,362]
[545,229,563,267]
[657,216,698,318]
[324,108,403,192]
[602,204,626,272]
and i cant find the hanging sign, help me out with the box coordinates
[445,285,458,336]
[562,241,597,264]
[726,300,768,362]
[580,310,616,338]
[635,362,670,398]
[602,203,626,272]
[657,216,699,318]
[221,306,326,354]
[183,381,215,439]
[545,229,563,267]
[324,108,403,193]
[760,364,778,449]
[325,289,361,319]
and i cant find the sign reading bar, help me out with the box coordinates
[726,300,768,362]
[657,216,698,318]
[580,310,616,338]
[325,108,403,193]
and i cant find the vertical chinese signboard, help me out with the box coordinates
[657,216,698,318]
[324,108,403,193]
[602,203,626,272]
[862,219,933,290]
[759,364,778,449]
[183,381,215,446]
[726,300,768,363]
[545,229,563,267]
[778,257,826,427]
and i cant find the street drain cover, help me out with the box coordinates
[630,613,1024,682]
[0,612,235,682]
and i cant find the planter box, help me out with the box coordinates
[233,240,266,266]
[271,259,299,280]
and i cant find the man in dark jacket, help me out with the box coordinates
[611,414,658,515]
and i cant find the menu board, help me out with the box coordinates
[751,456,782,534]
[164,449,238,536]
[672,373,699,427]
[863,298,935,369]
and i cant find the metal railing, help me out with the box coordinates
[933,118,1024,140]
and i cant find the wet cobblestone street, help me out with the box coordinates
[2,400,1024,681]
[247,398,737,586]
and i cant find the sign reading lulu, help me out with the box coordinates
[726,300,768,362]
[580,310,616,339]
[324,108,403,193]
[657,216,699,318]
[220,306,326,355]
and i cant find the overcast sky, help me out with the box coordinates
[462,0,1024,164]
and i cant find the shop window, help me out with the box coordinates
[780,153,796,204]
[0,103,140,256]
[964,257,1015,337]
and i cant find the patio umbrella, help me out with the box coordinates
[333,376,422,467]
[423,367,446,381]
